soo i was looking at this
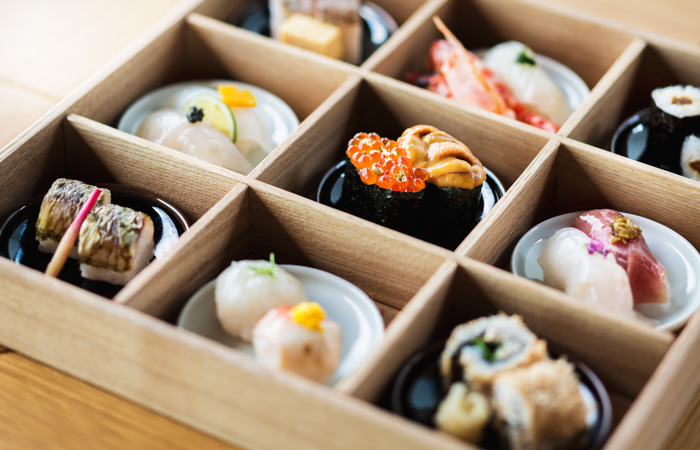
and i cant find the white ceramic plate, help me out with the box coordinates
[118,79,299,150]
[177,265,385,385]
[475,49,590,115]
[511,212,700,331]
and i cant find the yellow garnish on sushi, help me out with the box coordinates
[291,302,326,332]
[610,216,642,244]
[218,84,257,107]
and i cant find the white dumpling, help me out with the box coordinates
[484,41,572,125]
[214,259,308,341]
[538,227,634,317]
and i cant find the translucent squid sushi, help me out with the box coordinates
[35,178,111,257]
[483,41,572,126]
[78,204,154,285]
[214,255,308,341]
[538,227,634,317]
[252,302,342,383]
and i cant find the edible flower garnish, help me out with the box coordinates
[469,337,501,362]
[610,216,642,244]
[586,239,609,257]
[291,302,326,332]
[251,253,278,277]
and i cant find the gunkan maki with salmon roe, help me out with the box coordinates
[342,132,428,235]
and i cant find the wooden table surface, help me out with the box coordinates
[1,1,699,448]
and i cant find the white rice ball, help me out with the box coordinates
[681,134,700,181]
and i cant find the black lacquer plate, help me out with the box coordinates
[227,0,398,63]
[0,184,189,299]
[391,342,612,450]
[317,160,505,249]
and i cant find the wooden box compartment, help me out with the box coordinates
[1,0,700,449]
[567,39,700,150]
[362,0,636,135]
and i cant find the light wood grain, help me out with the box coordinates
[0,352,231,450]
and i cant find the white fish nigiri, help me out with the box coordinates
[538,227,634,316]
[484,41,572,125]
[215,256,308,341]
[252,302,342,383]
[136,109,253,174]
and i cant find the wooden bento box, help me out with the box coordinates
[2,0,699,448]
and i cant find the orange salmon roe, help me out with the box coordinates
[346,132,426,192]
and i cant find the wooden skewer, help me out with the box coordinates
[45,188,102,278]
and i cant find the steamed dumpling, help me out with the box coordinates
[214,258,308,341]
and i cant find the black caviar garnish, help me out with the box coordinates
[186,106,204,123]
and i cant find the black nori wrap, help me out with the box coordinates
[419,183,483,249]
[644,98,700,174]
[341,158,424,237]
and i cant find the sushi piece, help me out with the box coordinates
[407,18,560,133]
[78,203,154,286]
[572,209,670,305]
[440,314,548,392]
[538,227,634,317]
[342,131,427,236]
[434,382,491,444]
[680,134,700,180]
[215,255,308,341]
[483,41,572,125]
[252,302,342,383]
[312,0,363,64]
[398,125,485,249]
[491,359,589,450]
[136,109,254,175]
[35,178,112,257]
[644,85,700,174]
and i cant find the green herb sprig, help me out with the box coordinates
[469,336,501,362]
[251,253,278,276]
[515,50,536,66]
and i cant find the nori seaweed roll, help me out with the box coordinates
[398,125,486,249]
[681,134,700,181]
[645,85,700,174]
[341,132,427,236]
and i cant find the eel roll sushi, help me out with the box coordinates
[78,204,154,286]
[440,314,547,392]
[644,85,700,174]
[342,132,427,236]
[36,178,112,257]
[398,125,486,249]
[491,359,588,450]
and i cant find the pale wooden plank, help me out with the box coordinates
[0,352,233,450]
[664,388,700,450]
[0,80,60,151]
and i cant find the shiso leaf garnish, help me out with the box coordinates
[469,337,500,362]
[251,253,278,277]
[515,50,536,66]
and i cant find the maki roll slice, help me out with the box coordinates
[644,85,700,174]
[36,178,112,257]
[78,203,154,285]
[398,125,486,249]
[342,132,427,236]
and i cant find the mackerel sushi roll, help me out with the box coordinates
[645,85,700,173]
[342,132,427,235]
[440,314,548,393]
[78,204,154,285]
[398,125,486,249]
[35,178,111,257]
